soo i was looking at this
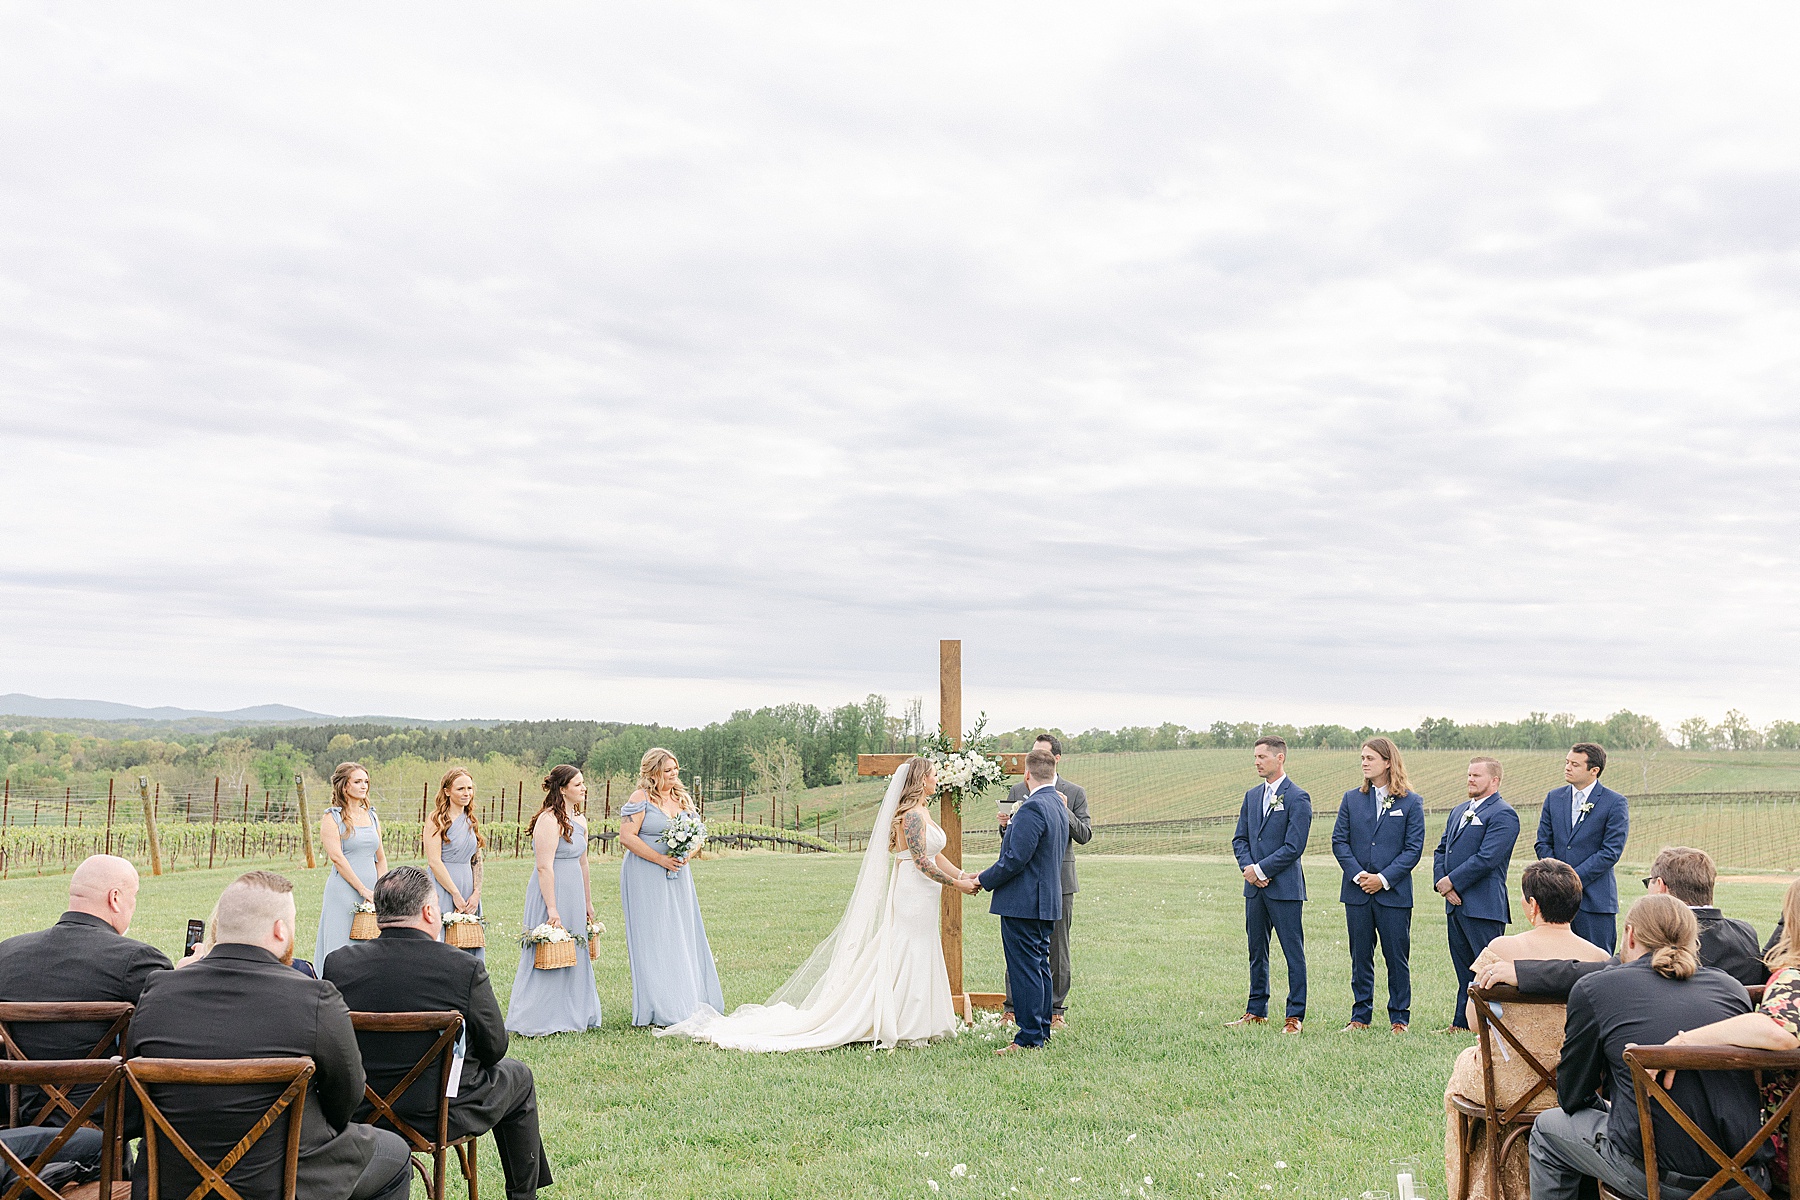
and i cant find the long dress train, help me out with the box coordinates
[658,765,956,1052]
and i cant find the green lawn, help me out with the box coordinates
[2,854,1793,1198]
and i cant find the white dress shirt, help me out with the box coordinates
[1251,775,1288,881]
[1570,781,1595,827]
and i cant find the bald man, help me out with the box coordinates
[0,854,173,1122]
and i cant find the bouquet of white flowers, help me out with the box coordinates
[520,922,577,970]
[663,811,707,878]
[442,909,486,948]
[520,922,575,946]
[921,715,1006,814]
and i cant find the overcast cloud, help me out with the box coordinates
[2,2,1797,731]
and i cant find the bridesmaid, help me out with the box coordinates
[424,767,485,962]
[506,765,603,1036]
[315,761,388,964]
[619,747,724,1027]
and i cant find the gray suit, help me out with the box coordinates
[1001,777,1091,1014]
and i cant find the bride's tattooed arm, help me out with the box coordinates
[903,810,961,886]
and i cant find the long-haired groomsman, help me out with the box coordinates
[1433,757,1520,1031]
[1227,736,1313,1034]
[1535,743,1628,953]
[1331,738,1426,1032]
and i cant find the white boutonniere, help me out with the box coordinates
[1269,798,1285,813]
[1378,795,1394,817]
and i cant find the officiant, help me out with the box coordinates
[998,733,1091,1029]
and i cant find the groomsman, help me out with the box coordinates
[1330,738,1425,1033]
[1534,743,1628,953]
[1432,757,1520,1031]
[1227,736,1312,1034]
[999,733,1091,1028]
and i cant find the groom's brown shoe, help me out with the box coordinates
[1341,1021,1369,1032]
[1224,1014,1267,1028]
[1050,1015,1068,1030]
[1282,1017,1303,1034]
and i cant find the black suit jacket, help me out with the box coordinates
[1559,957,1769,1183]
[1515,906,1770,996]
[323,928,512,1138]
[126,944,379,1200]
[1003,778,1091,893]
[0,912,172,1120]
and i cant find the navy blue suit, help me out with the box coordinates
[978,784,1069,1048]
[1231,777,1312,1020]
[1535,781,1629,952]
[1433,793,1520,1028]
[1331,787,1425,1026]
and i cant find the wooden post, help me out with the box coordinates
[293,773,316,868]
[938,639,964,1000]
[2,778,8,827]
[212,777,220,823]
[516,782,523,825]
[138,776,163,876]
[105,779,116,856]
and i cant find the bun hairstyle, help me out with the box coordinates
[1625,893,1700,980]
[331,762,370,814]
[540,763,582,842]
[889,757,935,851]
[431,768,485,849]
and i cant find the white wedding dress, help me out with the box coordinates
[657,762,958,1051]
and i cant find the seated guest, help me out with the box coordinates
[1443,860,1608,1200]
[1528,894,1770,1199]
[1481,845,1769,996]
[127,870,410,1200]
[0,1125,108,1193]
[0,854,171,1121]
[325,867,552,1200]
[1647,845,1766,986]
[1656,877,1800,1178]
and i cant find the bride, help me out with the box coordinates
[657,757,972,1051]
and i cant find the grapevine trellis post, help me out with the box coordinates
[292,773,316,869]
[857,640,1024,1019]
[137,776,163,877]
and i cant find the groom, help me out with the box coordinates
[965,747,1068,1054]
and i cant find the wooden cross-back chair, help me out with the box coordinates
[0,1003,133,1129]
[0,1059,122,1200]
[125,1057,312,1200]
[349,1012,478,1200]
[1617,1045,1800,1200]
[1450,984,1568,1200]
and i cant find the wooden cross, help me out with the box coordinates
[857,639,1027,1017]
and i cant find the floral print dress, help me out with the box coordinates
[1759,966,1800,1175]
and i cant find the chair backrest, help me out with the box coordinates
[125,1058,313,1200]
[347,1012,463,1152]
[0,1004,134,1128]
[0,1059,123,1200]
[1621,1045,1800,1200]
[1467,985,1566,1124]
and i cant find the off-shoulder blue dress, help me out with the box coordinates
[619,799,724,1026]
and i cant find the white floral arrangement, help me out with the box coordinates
[353,901,376,914]
[921,715,1006,814]
[442,911,485,926]
[586,920,605,939]
[519,922,576,947]
[663,811,707,878]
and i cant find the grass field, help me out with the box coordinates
[3,852,1795,1198]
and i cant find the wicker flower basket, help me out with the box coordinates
[589,938,600,962]
[349,910,379,941]
[534,940,577,970]
[445,921,485,949]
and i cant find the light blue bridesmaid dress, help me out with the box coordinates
[315,807,382,965]
[619,799,724,1026]
[434,813,485,964]
[505,817,603,1036]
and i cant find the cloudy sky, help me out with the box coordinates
[3,3,1797,732]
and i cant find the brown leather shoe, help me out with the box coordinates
[1050,1015,1068,1030]
[1224,1014,1268,1028]
[1391,1023,1409,1034]
[1437,1025,1472,1034]
[994,1041,1036,1056]
[1341,1020,1369,1032]
[1001,1012,1016,1025]
[1282,1017,1303,1034]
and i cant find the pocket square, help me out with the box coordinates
[1467,816,1484,826]
[1386,810,1404,817]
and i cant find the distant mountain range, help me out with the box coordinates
[0,694,494,733]
[0,694,331,722]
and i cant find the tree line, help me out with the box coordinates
[4,701,1797,794]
